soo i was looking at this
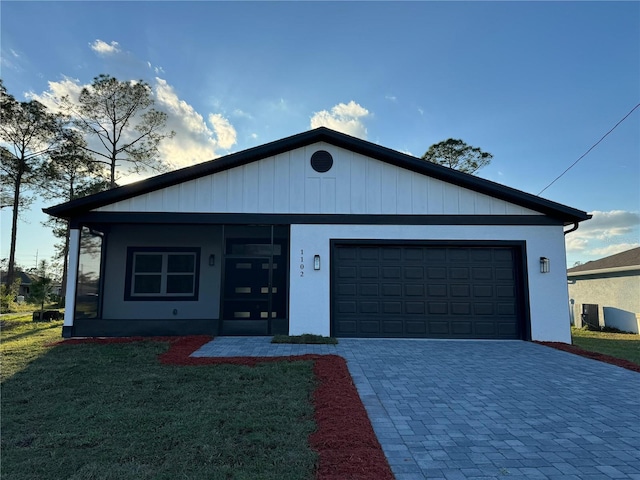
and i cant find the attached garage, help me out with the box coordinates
[44,127,590,343]
[332,242,526,339]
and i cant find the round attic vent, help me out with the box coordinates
[310,150,333,173]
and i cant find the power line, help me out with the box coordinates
[537,103,640,196]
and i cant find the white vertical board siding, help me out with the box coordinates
[289,224,571,343]
[93,143,542,216]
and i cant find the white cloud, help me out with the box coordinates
[25,76,83,112]
[588,243,640,257]
[310,101,370,139]
[208,113,237,150]
[578,210,639,240]
[565,210,640,256]
[385,95,397,102]
[154,78,236,168]
[89,39,121,55]
[232,109,253,119]
[27,76,237,174]
[10,49,19,58]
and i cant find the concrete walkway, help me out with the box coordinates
[193,338,640,480]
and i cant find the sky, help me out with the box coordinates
[1,1,639,271]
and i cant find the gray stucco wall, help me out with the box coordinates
[101,225,223,320]
[568,271,640,333]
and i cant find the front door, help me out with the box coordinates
[220,226,288,335]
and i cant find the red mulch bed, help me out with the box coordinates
[536,341,640,373]
[57,336,394,480]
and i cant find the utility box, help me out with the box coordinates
[581,303,600,330]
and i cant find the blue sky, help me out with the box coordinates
[1,1,639,271]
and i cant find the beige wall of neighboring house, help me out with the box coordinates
[568,267,640,334]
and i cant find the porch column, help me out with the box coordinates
[62,228,81,338]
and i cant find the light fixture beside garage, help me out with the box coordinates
[314,255,321,270]
[540,257,550,273]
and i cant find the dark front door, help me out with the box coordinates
[220,226,288,335]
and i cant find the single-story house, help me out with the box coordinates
[568,247,640,334]
[44,127,590,342]
[1,271,38,297]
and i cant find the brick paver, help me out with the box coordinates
[193,338,640,479]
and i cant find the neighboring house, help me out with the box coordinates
[0,271,38,297]
[44,127,590,342]
[568,247,640,334]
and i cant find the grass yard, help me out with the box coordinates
[1,318,318,480]
[571,327,640,366]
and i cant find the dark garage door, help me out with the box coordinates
[332,243,525,339]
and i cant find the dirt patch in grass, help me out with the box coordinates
[536,341,640,373]
[60,336,394,480]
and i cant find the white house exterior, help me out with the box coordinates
[45,128,590,343]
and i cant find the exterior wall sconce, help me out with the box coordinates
[209,254,215,266]
[314,255,321,270]
[540,257,550,273]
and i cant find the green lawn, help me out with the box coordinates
[1,317,318,480]
[571,327,640,366]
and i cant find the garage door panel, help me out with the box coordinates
[497,285,515,297]
[498,303,516,315]
[336,283,356,295]
[405,302,425,314]
[383,301,402,313]
[382,267,401,279]
[428,302,448,314]
[451,284,470,297]
[474,322,497,336]
[360,284,379,296]
[428,321,450,335]
[451,322,472,335]
[473,285,493,297]
[338,266,357,278]
[404,267,424,279]
[337,301,357,313]
[359,320,380,333]
[473,267,493,280]
[427,267,447,279]
[406,321,427,334]
[449,249,470,262]
[382,284,402,296]
[333,244,524,339]
[475,303,497,315]
[383,320,404,333]
[495,268,514,280]
[360,266,379,278]
[451,303,471,315]
[360,301,379,313]
[405,284,425,296]
[450,267,470,279]
[428,284,447,296]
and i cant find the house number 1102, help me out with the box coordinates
[300,249,305,277]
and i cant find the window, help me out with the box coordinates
[125,248,200,301]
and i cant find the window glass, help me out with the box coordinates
[134,275,162,294]
[167,254,195,273]
[135,254,163,273]
[167,274,194,294]
[125,248,200,300]
[75,228,102,320]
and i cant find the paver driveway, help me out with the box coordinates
[193,338,640,480]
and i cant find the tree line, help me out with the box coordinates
[1,73,492,306]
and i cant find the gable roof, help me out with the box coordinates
[43,127,590,224]
[567,247,640,275]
